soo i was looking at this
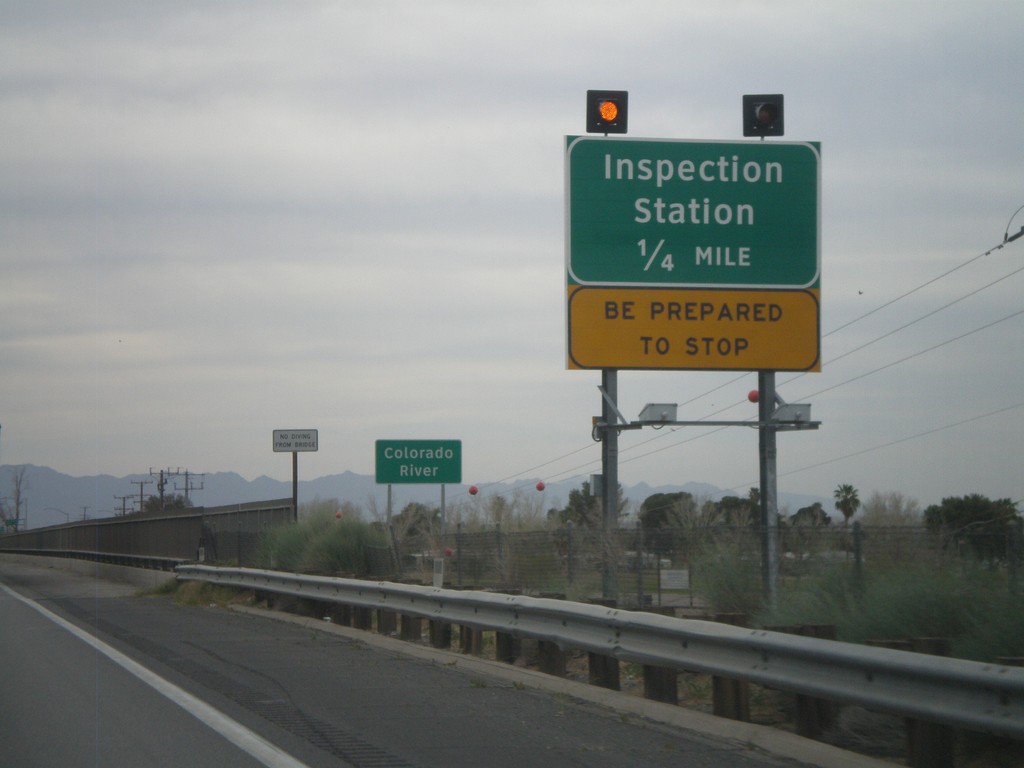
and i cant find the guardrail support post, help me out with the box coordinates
[908,638,955,768]
[459,625,483,655]
[795,625,838,737]
[713,613,749,721]
[377,609,397,635]
[588,652,620,690]
[429,620,451,649]
[495,632,520,663]
[643,665,678,704]
[352,606,373,630]
[538,641,566,676]
[400,614,421,642]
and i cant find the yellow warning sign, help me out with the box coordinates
[567,286,820,371]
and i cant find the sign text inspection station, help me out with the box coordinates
[565,136,821,372]
[566,137,820,289]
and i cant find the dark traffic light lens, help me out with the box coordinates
[742,94,784,137]
[756,103,778,126]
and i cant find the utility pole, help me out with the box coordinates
[175,469,204,504]
[150,468,181,512]
[113,495,133,516]
[131,479,152,515]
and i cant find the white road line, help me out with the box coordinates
[1,584,313,768]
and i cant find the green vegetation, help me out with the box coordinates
[255,510,389,576]
[756,561,1024,661]
[833,483,860,526]
[690,534,764,617]
[173,580,248,607]
[678,489,1024,662]
[924,493,1020,559]
[241,486,1024,662]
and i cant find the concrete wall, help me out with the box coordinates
[0,552,176,591]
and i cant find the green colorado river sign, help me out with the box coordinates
[375,439,462,484]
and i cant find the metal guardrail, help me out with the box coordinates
[176,564,1024,739]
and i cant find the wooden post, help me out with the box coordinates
[587,652,620,691]
[794,625,838,737]
[712,613,749,721]
[399,614,421,642]
[907,638,954,768]
[352,606,373,631]
[377,609,397,635]
[495,632,520,664]
[428,620,452,649]
[643,666,678,704]
[538,641,566,676]
[459,625,483,655]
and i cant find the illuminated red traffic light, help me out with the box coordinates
[587,90,628,134]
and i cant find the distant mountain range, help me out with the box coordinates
[0,464,830,529]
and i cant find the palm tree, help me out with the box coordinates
[834,484,861,526]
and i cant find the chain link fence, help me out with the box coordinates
[386,521,1024,609]
[5,508,1020,610]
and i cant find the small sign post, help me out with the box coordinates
[273,429,318,522]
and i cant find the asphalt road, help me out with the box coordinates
[0,559,875,768]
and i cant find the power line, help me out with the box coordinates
[648,240,1024,433]
[479,298,1024,499]
[824,238,1011,339]
[755,401,1024,485]
[794,307,1024,402]
[781,258,1024,393]
[470,233,1024,499]
[677,236,1021,411]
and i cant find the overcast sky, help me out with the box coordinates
[2,1,1022,517]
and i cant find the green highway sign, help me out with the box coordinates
[566,136,820,289]
[375,439,462,484]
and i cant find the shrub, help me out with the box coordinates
[256,512,388,576]
[757,560,1023,661]
[691,534,764,616]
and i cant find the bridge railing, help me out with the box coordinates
[0,500,292,566]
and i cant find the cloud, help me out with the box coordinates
[1,1,1022,508]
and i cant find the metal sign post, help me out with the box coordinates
[375,439,463,582]
[758,372,780,606]
[273,429,319,522]
[601,369,619,599]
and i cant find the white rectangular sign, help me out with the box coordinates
[659,569,690,590]
[273,429,318,452]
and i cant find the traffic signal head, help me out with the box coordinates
[587,90,628,134]
[743,94,784,137]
